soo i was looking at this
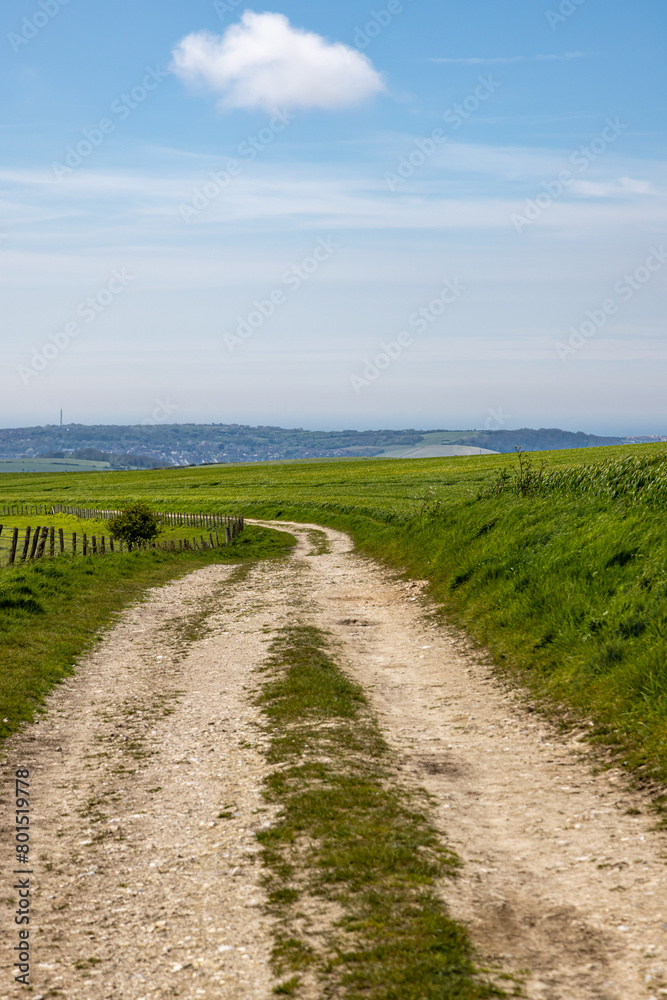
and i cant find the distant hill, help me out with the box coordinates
[0,423,643,469]
[408,427,625,455]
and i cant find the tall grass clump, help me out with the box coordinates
[481,449,667,505]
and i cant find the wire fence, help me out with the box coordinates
[0,504,242,528]
[0,509,245,567]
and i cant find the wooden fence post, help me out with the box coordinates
[92,536,97,555]
[8,529,19,566]
[100,536,106,555]
[29,527,41,560]
[49,527,55,557]
[82,533,88,556]
[36,528,48,559]
[72,532,77,555]
[59,529,64,554]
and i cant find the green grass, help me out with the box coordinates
[257,626,505,999]
[0,526,295,740]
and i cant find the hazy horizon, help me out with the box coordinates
[0,418,660,442]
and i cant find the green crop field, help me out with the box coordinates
[1,441,667,801]
[0,441,655,518]
[0,457,110,474]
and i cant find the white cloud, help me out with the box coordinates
[171,11,385,111]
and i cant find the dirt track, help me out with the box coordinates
[1,521,666,999]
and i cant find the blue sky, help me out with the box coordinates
[1,0,665,434]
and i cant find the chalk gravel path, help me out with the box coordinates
[1,522,666,1000]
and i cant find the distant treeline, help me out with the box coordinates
[444,428,624,453]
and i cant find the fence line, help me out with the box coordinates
[0,504,242,529]
[0,514,245,567]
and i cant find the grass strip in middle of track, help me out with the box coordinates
[257,625,507,999]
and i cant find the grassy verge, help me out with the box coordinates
[0,525,295,742]
[414,495,667,791]
[257,625,507,999]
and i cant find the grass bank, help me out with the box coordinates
[354,496,667,786]
[0,525,294,742]
[257,625,507,999]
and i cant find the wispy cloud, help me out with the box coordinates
[431,52,589,65]
[571,177,659,197]
[172,11,385,111]
[1,163,664,260]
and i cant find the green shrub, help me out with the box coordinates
[108,501,162,548]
